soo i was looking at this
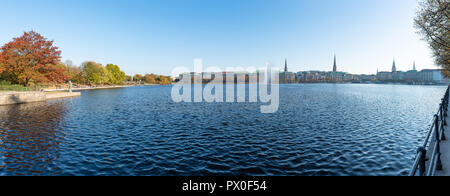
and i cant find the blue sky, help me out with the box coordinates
[0,0,436,75]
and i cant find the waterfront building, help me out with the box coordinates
[404,62,419,82]
[377,71,392,81]
[420,69,446,83]
[358,74,377,81]
[329,71,345,81]
[376,60,447,84]
[281,72,296,83]
[178,58,447,85]
[280,59,297,83]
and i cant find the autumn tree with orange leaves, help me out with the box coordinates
[0,31,68,86]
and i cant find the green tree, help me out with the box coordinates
[106,64,126,85]
[134,74,144,82]
[415,0,450,76]
[82,61,110,85]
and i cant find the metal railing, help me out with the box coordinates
[409,85,449,176]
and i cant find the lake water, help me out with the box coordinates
[0,84,446,176]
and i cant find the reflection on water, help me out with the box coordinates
[0,101,68,175]
[0,84,447,176]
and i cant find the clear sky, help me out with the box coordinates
[0,0,437,75]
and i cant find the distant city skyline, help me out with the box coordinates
[284,55,425,75]
[0,0,438,75]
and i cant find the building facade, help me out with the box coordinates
[376,61,447,84]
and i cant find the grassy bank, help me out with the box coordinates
[0,81,44,92]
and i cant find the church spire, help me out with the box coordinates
[413,61,416,71]
[392,59,397,72]
[284,58,288,72]
[333,54,337,72]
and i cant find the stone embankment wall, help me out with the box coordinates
[0,92,81,106]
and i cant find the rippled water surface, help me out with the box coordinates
[0,84,447,176]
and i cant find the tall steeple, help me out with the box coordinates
[413,61,416,71]
[333,54,337,72]
[284,58,288,72]
[392,59,397,73]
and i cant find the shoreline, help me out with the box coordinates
[42,84,165,92]
[0,84,165,106]
[43,85,132,92]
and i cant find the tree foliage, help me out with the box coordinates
[64,60,86,84]
[139,73,172,85]
[133,74,144,82]
[415,0,450,76]
[106,64,126,84]
[157,75,172,85]
[144,73,157,83]
[82,61,111,85]
[0,31,171,87]
[0,31,68,86]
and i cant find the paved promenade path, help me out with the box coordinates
[436,96,450,176]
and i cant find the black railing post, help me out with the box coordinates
[442,102,448,127]
[445,89,449,117]
[435,115,443,171]
[442,109,447,141]
[418,147,427,176]
[443,98,448,141]
[445,99,449,118]
[440,103,447,141]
